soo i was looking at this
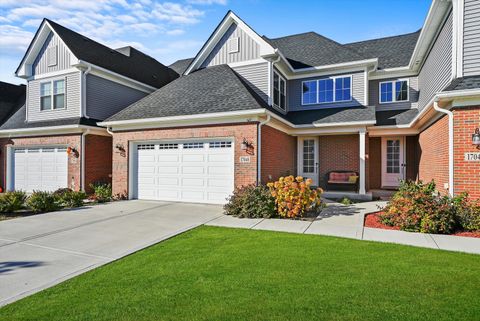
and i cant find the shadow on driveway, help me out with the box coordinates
[0,261,44,275]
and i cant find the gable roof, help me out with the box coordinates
[169,58,194,76]
[106,64,271,122]
[344,30,421,70]
[0,81,26,126]
[264,32,365,70]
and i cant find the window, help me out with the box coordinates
[303,139,315,173]
[40,79,65,110]
[273,71,286,110]
[301,75,352,105]
[183,142,203,149]
[380,80,409,104]
[210,141,232,148]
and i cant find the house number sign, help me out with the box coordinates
[465,152,480,161]
[240,156,251,163]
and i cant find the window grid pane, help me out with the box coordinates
[302,139,315,173]
[395,80,408,101]
[380,82,393,103]
[318,79,334,103]
[302,81,317,105]
[386,140,400,174]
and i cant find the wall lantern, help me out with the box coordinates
[241,138,253,151]
[115,143,125,153]
[472,128,480,146]
[66,146,78,156]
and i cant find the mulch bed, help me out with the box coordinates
[365,211,480,238]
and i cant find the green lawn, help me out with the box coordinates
[1,226,479,321]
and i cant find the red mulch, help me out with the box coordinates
[364,212,480,238]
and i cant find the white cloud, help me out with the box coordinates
[0,24,33,55]
[187,0,227,5]
[153,2,204,25]
[166,28,185,36]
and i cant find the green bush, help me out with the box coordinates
[453,193,480,232]
[224,185,276,218]
[54,188,86,208]
[89,182,112,203]
[26,191,61,213]
[0,191,27,213]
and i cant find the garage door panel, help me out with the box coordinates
[182,178,205,187]
[208,154,231,162]
[207,178,233,188]
[182,154,205,162]
[157,154,179,162]
[157,177,180,186]
[182,166,204,174]
[157,166,179,174]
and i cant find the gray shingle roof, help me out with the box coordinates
[375,109,419,126]
[169,58,194,76]
[106,64,271,122]
[285,106,376,125]
[444,76,480,91]
[0,81,25,126]
[39,19,178,88]
[264,32,364,69]
[344,30,421,69]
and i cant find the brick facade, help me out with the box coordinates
[85,135,113,194]
[453,106,480,198]
[318,134,359,189]
[418,115,449,195]
[111,123,258,197]
[260,125,296,183]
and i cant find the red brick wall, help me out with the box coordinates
[0,135,82,191]
[453,106,480,198]
[418,115,449,194]
[111,123,258,197]
[85,135,113,194]
[318,134,359,189]
[368,137,382,190]
[261,125,296,183]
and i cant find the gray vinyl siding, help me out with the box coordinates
[201,23,260,67]
[463,0,480,76]
[86,74,147,120]
[27,71,81,122]
[232,62,268,102]
[418,11,453,111]
[369,77,419,111]
[33,32,72,75]
[288,71,365,112]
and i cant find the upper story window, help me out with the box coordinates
[273,71,286,110]
[380,79,409,104]
[40,79,65,110]
[302,75,352,105]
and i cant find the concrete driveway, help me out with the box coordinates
[0,200,222,306]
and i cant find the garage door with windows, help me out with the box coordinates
[12,147,68,192]
[134,140,234,204]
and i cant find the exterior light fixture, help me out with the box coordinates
[115,143,125,152]
[473,128,480,146]
[241,138,253,151]
[66,147,77,155]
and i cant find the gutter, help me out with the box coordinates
[257,114,271,185]
[433,100,454,197]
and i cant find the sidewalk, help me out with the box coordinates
[206,200,480,255]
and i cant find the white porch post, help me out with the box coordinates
[359,129,366,195]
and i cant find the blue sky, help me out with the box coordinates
[0,0,431,85]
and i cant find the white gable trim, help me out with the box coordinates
[16,20,77,78]
[184,11,275,75]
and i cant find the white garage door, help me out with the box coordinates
[135,140,234,204]
[13,147,68,192]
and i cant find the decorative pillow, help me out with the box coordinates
[348,175,359,183]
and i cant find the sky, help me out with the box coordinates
[0,0,432,85]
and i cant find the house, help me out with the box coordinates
[98,0,480,204]
[0,19,178,193]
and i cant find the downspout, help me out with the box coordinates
[433,100,454,197]
[80,129,91,191]
[82,65,92,119]
[257,114,271,185]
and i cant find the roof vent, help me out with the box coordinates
[115,46,132,57]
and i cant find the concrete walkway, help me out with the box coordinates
[0,201,222,306]
[207,200,480,255]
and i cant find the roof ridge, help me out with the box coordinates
[344,29,421,46]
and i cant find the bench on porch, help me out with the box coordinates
[325,171,359,192]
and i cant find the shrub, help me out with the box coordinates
[54,188,86,208]
[267,175,323,218]
[224,185,276,218]
[340,197,353,205]
[89,182,112,203]
[27,191,61,213]
[453,193,480,232]
[0,191,27,213]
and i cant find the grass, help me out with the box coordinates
[1,226,479,321]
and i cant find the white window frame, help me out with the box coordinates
[39,78,66,111]
[379,79,409,104]
[301,75,353,106]
[228,37,239,54]
[273,70,287,111]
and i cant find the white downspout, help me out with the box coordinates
[257,114,271,185]
[80,129,91,191]
[82,65,92,119]
[433,100,454,196]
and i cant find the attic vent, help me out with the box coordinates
[228,37,239,54]
[47,46,57,67]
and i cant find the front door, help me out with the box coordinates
[298,137,319,186]
[381,137,405,188]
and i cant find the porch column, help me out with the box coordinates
[359,129,366,195]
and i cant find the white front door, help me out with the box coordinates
[13,147,68,192]
[381,137,405,188]
[134,140,234,204]
[298,137,319,186]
